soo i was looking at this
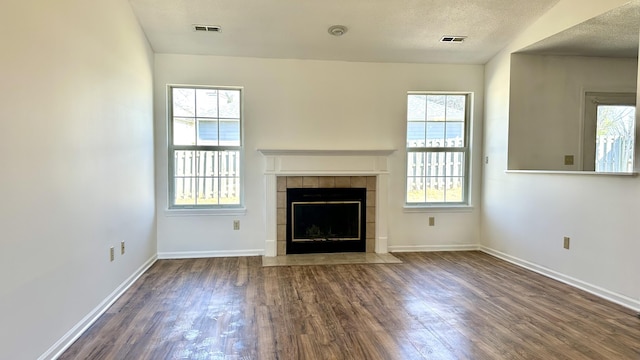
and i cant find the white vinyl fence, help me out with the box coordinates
[174,150,240,204]
[407,138,465,199]
[595,135,634,173]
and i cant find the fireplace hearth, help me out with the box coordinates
[287,187,366,254]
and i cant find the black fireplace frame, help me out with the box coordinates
[286,187,367,254]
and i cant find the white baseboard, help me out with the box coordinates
[41,255,157,360]
[388,244,480,252]
[157,249,264,259]
[480,246,640,312]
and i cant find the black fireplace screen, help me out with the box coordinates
[286,187,367,254]
[292,201,361,242]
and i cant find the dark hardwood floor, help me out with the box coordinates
[59,252,640,359]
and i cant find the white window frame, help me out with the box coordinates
[405,92,472,208]
[167,85,244,210]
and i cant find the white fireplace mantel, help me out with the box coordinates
[257,149,396,156]
[258,148,396,256]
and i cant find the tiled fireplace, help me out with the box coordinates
[258,149,395,257]
[278,176,375,255]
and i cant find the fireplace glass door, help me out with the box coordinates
[287,188,366,254]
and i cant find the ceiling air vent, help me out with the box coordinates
[440,35,467,43]
[194,25,221,32]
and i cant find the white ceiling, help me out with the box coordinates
[519,0,640,58]
[128,0,563,64]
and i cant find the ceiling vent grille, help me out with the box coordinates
[194,25,221,32]
[440,35,467,43]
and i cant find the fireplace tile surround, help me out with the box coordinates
[277,176,376,255]
[258,149,395,257]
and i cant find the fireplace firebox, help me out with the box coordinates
[286,187,366,254]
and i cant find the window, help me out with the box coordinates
[168,86,242,208]
[406,93,470,205]
[583,92,636,173]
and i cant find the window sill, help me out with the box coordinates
[164,207,247,217]
[505,170,638,176]
[403,205,474,213]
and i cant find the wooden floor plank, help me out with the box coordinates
[59,252,640,359]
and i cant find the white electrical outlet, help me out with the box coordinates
[110,247,115,262]
[233,220,240,230]
[121,241,125,255]
[429,217,435,226]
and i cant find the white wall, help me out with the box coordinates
[483,0,640,310]
[509,54,637,170]
[0,0,156,359]
[154,55,484,256]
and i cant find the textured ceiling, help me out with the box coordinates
[128,0,562,64]
[519,0,640,58]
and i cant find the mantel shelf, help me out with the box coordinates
[257,149,397,157]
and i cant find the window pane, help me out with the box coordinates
[196,88,218,118]
[445,177,464,202]
[407,122,426,147]
[426,95,446,121]
[220,120,240,146]
[406,177,426,203]
[426,122,445,145]
[197,151,219,205]
[595,105,635,173]
[194,151,214,178]
[172,88,195,117]
[429,152,447,177]
[448,152,466,177]
[197,120,218,145]
[445,95,466,121]
[174,151,197,176]
[174,177,196,205]
[407,151,427,177]
[197,177,218,205]
[221,150,241,177]
[220,178,240,204]
[424,152,437,177]
[173,118,196,145]
[220,150,241,205]
[219,90,240,118]
[445,121,464,147]
[408,95,426,121]
[200,151,218,177]
[425,177,445,202]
